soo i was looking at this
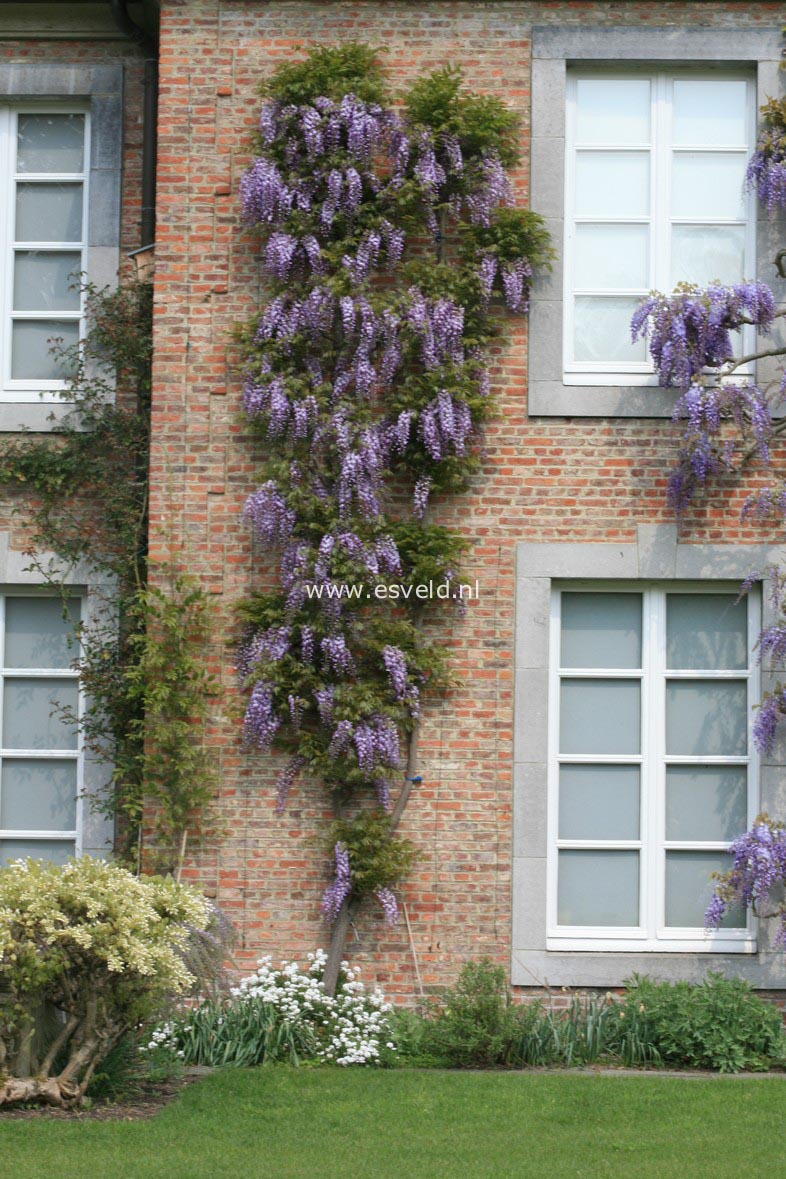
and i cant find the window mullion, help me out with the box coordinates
[649,588,666,941]
[654,73,670,297]
[0,594,5,834]
[1,110,13,392]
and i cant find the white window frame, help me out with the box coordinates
[546,581,759,953]
[0,103,90,402]
[0,591,84,861]
[563,70,757,387]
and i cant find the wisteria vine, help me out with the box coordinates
[235,45,551,980]
[632,84,786,940]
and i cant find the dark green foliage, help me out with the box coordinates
[123,577,219,866]
[261,42,387,107]
[162,995,316,1069]
[419,959,521,1068]
[405,66,520,168]
[464,207,556,273]
[326,812,421,896]
[86,1036,149,1102]
[401,961,786,1072]
[619,973,786,1073]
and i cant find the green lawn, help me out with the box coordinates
[2,1068,784,1179]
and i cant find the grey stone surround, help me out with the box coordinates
[512,524,786,988]
[0,63,123,432]
[529,25,786,418]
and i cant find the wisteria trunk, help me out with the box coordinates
[322,719,420,995]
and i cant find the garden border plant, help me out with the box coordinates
[0,856,224,1108]
[235,43,552,992]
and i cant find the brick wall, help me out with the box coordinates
[151,0,786,999]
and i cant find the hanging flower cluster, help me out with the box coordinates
[631,280,776,514]
[745,98,786,211]
[705,816,786,946]
[236,46,550,935]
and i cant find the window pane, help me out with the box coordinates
[665,766,747,842]
[0,839,74,866]
[11,320,79,380]
[560,592,642,669]
[575,79,651,145]
[575,152,650,217]
[573,297,648,363]
[0,759,77,831]
[2,679,78,750]
[574,224,649,290]
[15,183,83,243]
[559,764,640,840]
[672,80,748,148]
[560,679,640,755]
[4,597,80,669]
[671,152,747,220]
[13,251,82,312]
[558,850,639,926]
[670,225,745,287]
[666,681,747,756]
[667,593,747,670]
[665,851,746,928]
[17,114,85,173]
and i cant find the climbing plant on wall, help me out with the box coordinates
[0,280,218,876]
[237,44,552,991]
[631,68,786,939]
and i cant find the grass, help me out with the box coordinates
[2,1068,785,1179]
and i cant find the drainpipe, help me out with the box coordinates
[109,1,159,249]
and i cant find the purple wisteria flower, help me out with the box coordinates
[413,475,431,518]
[405,291,465,370]
[705,817,786,946]
[321,841,352,922]
[239,158,294,224]
[321,634,355,675]
[314,685,335,725]
[465,154,511,225]
[664,380,773,515]
[631,281,776,390]
[328,718,354,758]
[243,481,295,546]
[420,390,473,461]
[753,689,786,756]
[374,777,391,811]
[500,258,532,313]
[353,716,400,773]
[237,625,291,680]
[382,644,420,716]
[242,681,280,750]
[375,887,399,926]
[275,755,305,813]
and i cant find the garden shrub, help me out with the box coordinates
[0,857,222,1107]
[618,974,786,1073]
[144,950,396,1068]
[419,958,522,1067]
[398,960,786,1073]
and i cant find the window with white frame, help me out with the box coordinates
[564,72,755,385]
[548,585,757,952]
[0,595,82,866]
[0,108,88,399]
